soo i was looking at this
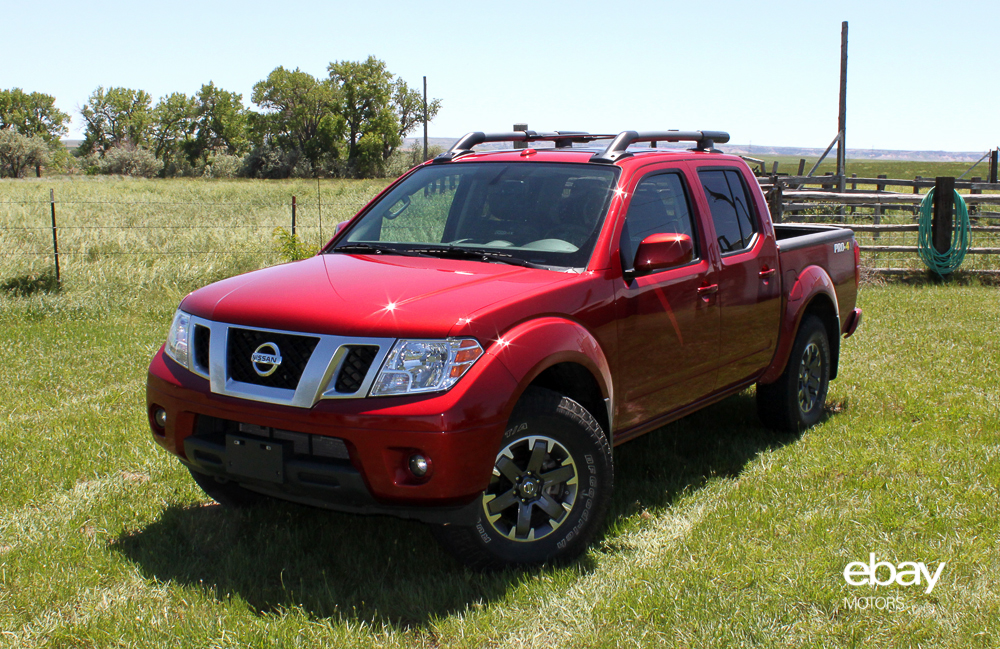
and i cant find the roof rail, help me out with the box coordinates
[590,130,730,163]
[432,130,616,163]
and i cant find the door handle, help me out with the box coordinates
[759,268,776,278]
[697,283,719,296]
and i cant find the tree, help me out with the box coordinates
[79,87,153,155]
[151,92,197,170]
[0,130,49,178]
[0,89,70,143]
[191,82,250,163]
[390,78,441,161]
[250,67,342,171]
[327,57,442,175]
[327,56,396,173]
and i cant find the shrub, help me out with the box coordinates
[243,144,300,179]
[272,227,318,261]
[100,144,163,177]
[203,153,243,179]
[0,129,49,178]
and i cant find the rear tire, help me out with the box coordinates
[188,468,265,508]
[757,315,831,433]
[432,387,613,570]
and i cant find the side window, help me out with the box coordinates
[698,169,758,254]
[620,172,697,269]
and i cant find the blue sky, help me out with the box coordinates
[3,0,997,152]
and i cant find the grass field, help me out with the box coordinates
[1,173,998,647]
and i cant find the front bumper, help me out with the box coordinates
[147,345,518,523]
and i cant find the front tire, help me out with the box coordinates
[757,314,831,432]
[433,388,613,570]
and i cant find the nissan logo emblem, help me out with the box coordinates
[251,342,282,377]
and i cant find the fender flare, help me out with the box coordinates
[484,316,614,433]
[759,265,840,385]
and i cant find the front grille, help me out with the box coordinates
[334,345,379,393]
[227,328,320,390]
[194,325,211,370]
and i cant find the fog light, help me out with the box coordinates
[408,454,429,477]
[154,408,167,428]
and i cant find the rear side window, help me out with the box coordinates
[620,172,697,268]
[698,169,758,254]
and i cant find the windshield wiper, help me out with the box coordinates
[416,246,545,269]
[330,243,432,258]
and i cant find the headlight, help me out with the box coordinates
[165,310,192,368]
[371,338,483,396]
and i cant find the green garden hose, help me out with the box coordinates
[917,188,970,275]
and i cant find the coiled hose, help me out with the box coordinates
[917,188,970,275]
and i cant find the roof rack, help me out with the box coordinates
[589,130,730,163]
[431,129,730,164]
[433,130,617,163]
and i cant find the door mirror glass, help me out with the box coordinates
[633,233,694,273]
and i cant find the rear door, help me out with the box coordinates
[614,166,721,430]
[695,166,781,389]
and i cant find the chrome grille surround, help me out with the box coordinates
[181,315,393,408]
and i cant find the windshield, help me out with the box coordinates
[332,162,619,270]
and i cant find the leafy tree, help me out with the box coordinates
[0,89,70,143]
[390,78,441,161]
[327,57,442,175]
[79,87,154,155]
[151,92,197,171]
[0,130,49,178]
[327,57,396,173]
[251,67,342,170]
[191,82,250,162]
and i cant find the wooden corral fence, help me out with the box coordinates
[753,166,1000,275]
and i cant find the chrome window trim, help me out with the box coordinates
[184,315,393,408]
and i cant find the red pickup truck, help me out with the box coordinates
[147,130,861,568]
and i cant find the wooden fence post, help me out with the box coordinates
[50,189,60,285]
[873,174,886,239]
[990,149,998,184]
[513,123,528,149]
[971,178,982,196]
[912,176,922,217]
[849,173,857,215]
[932,177,955,275]
[291,196,297,236]
[767,184,783,224]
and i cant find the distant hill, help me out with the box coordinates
[403,137,988,163]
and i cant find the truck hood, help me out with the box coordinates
[180,253,574,338]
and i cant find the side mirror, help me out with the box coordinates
[633,233,694,273]
[334,221,349,235]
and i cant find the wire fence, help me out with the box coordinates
[0,183,386,292]
[3,176,998,294]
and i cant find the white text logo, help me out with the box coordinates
[843,553,945,594]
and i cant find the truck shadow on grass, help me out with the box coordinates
[112,391,825,627]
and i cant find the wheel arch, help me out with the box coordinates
[759,265,841,384]
[485,317,614,442]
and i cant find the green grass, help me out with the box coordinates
[1,176,999,647]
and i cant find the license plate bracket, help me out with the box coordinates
[226,434,285,483]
